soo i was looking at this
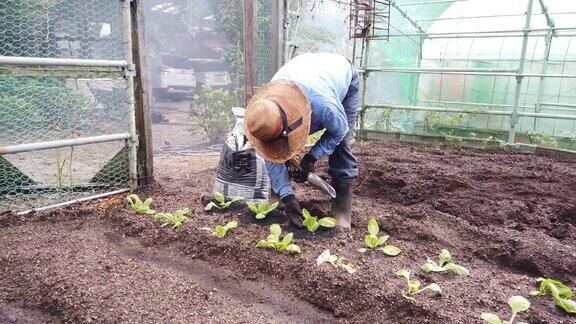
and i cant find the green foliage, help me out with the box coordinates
[153,208,190,230]
[423,112,464,130]
[256,224,301,254]
[396,269,442,302]
[301,209,337,233]
[205,192,243,211]
[210,0,244,83]
[316,250,357,274]
[201,220,239,238]
[527,131,558,148]
[247,201,279,219]
[358,218,401,256]
[188,85,243,144]
[481,296,530,324]
[529,278,576,314]
[443,130,465,147]
[126,194,155,215]
[373,108,396,131]
[421,249,469,276]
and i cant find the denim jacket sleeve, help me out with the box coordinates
[265,161,293,199]
[308,99,349,160]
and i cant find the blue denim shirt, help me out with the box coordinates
[265,53,353,198]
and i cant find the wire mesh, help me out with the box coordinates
[0,0,134,213]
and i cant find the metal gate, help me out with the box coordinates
[0,0,140,214]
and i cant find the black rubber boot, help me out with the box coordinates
[331,178,354,228]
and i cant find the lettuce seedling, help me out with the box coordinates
[481,295,530,324]
[201,220,239,238]
[529,278,576,314]
[256,224,301,254]
[316,249,357,274]
[421,249,469,276]
[302,209,337,233]
[126,194,155,214]
[247,201,279,219]
[358,218,401,256]
[204,192,243,211]
[153,208,189,230]
[395,269,442,302]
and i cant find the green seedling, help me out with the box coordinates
[247,201,279,219]
[529,278,576,314]
[153,208,189,230]
[316,249,357,274]
[395,269,442,302]
[205,192,243,211]
[126,194,155,214]
[201,220,239,238]
[421,249,469,276]
[302,209,337,233]
[358,218,401,256]
[481,296,530,324]
[256,224,301,254]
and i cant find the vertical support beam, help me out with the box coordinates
[358,39,371,138]
[243,0,257,105]
[534,30,553,132]
[508,0,534,144]
[271,0,285,73]
[122,0,139,192]
[131,0,154,185]
[410,35,424,106]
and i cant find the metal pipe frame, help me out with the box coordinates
[0,133,131,155]
[389,1,427,36]
[534,30,554,130]
[420,99,576,113]
[16,188,130,215]
[0,56,127,68]
[396,0,472,6]
[383,26,576,38]
[416,12,576,23]
[122,0,139,193]
[364,103,576,120]
[540,102,576,109]
[362,67,576,79]
[508,0,534,144]
[358,39,371,135]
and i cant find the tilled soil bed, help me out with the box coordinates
[1,140,575,323]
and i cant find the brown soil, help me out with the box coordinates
[1,140,575,323]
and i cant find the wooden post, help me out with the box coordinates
[243,0,257,105]
[271,0,285,73]
[131,0,154,185]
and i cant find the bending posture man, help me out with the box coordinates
[244,53,360,228]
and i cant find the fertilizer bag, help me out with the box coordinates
[213,107,269,201]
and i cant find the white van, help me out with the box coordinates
[151,53,196,101]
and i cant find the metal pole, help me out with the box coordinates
[410,35,424,106]
[534,30,553,131]
[271,0,285,73]
[243,0,257,104]
[122,0,139,192]
[0,56,127,67]
[0,133,131,155]
[17,188,130,215]
[508,0,534,144]
[358,39,370,138]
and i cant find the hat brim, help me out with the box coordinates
[245,80,311,163]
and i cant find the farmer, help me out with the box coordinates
[244,53,360,228]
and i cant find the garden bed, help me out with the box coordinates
[1,140,575,323]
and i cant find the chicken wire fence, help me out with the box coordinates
[280,0,576,151]
[0,0,138,214]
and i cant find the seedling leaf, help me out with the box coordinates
[509,296,530,313]
[422,283,442,294]
[301,209,336,233]
[247,202,259,214]
[286,244,301,254]
[438,249,452,266]
[364,234,379,248]
[396,268,441,301]
[367,218,379,236]
[204,202,219,211]
[316,250,355,274]
[257,224,299,254]
[421,249,468,276]
[381,245,402,256]
[530,278,576,314]
[317,217,337,228]
[270,224,281,237]
[480,313,503,324]
[126,194,156,214]
[214,192,225,203]
[444,262,470,276]
[205,193,242,211]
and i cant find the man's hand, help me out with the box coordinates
[286,153,317,183]
[282,194,303,228]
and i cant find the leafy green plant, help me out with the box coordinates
[481,296,530,324]
[395,269,442,302]
[256,224,300,254]
[421,249,469,276]
[201,220,239,238]
[301,209,337,233]
[126,194,155,214]
[205,192,242,211]
[529,278,576,314]
[358,218,401,256]
[153,208,190,230]
[247,201,279,219]
[316,250,357,274]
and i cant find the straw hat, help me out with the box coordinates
[244,80,311,163]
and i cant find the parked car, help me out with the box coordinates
[151,53,196,101]
[189,59,232,91]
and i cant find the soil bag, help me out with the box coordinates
[213,107,269,201]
